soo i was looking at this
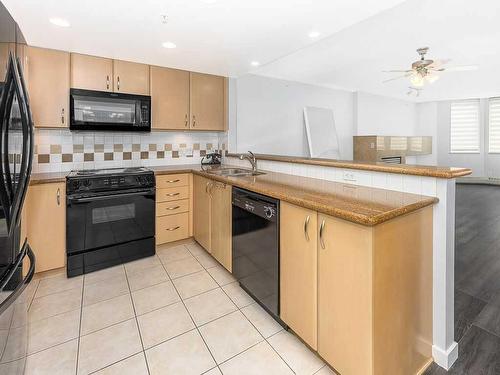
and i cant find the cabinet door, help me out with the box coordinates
[193,175,211,252]
[0,43,10,81]
[26,47,70,128]
[210,183,232,272]
[317,214,373,375]
[25,182,66,273]
[280,202,318,349]
[113,59,150,95]
[190,72,224,130]
[71,53,113,91]
[150,66,190,130]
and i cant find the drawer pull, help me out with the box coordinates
[319,219,326,249]
[165,192,180,197]
[166,179,180,183]
[166,205,181,211]
[166,226,180,231]
[304,215,310,241]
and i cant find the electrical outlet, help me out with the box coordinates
[343,171,356,182]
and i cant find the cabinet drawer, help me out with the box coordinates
[156,199,189,217]
[157,186,189,202]
[156,213,189,244]
[156,174,189,189]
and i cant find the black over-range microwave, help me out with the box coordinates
[70,89,151,131]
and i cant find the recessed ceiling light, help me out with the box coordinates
[308,31,321,38]
[49,17,70,27]
[250,61,260,67]
[162,41,177,49]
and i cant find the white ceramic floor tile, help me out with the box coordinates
[0,305,13,330]
[28,309,80,355]
[146,329,215,375]
[138,302,195,349]
[132,281,180,316]
[15,280,39,306]
[78,319,142,375]
[173,270,218,299]
[193,251,219,269]
[165,257,204,279]
[267,331,324,375]
[81,294,134,335]
[1,325,27,362]
[241,303,283,338]
[29,288,82,322]
[222,282,254,308]
[315,365,338,375]
[127,264,168,292]
[94,353,149,375]
[158,244,193,264]
[0,358,25,374]
[206,265,236,286]
[199,310,263,364]
[203,367,222,375]
[185,242,206,257]
[10,302,29,329]
[219,341,293,375]
[83,274,129,306]
[184,288,237,326]
[24,339,78,375]
[35,274,83,299]
[84,265,125,286]
[124,255,161,274]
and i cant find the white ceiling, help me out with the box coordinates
[3,0,405,77]
[254,0,500,102]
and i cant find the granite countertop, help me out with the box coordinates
[226,153,472,179]
[30,164,438,226]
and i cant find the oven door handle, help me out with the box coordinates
[68,189,155,203]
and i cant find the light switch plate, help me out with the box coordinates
[343,171,356,182]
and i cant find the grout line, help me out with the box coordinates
[87,351,145,375]
[75,273,85,375]
[123,264,151,375]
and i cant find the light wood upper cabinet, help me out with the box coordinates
[113,60,150,95]
[71,53,113,91]
[193,175,211,252]
[210,182,232,272]
[150,66,190,130]
[317,214,373,375]
[25,182,66,273]
[26,46,70,128]
[190,72,225,131]
[280,202,318,349]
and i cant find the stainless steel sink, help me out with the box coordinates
[206,168,265,177]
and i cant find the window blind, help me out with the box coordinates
[450,100,480,153]
[489,98,500,153]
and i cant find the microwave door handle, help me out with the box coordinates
[68,189,155,203]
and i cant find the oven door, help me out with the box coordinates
[66,188,155,254]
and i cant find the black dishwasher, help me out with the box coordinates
[232,187,281,321]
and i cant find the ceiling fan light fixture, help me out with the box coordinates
[425,74,440,84]
[410,74,424,87]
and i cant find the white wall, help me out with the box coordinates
[415,102,438,165]
[354,91,417,136]
[235,74,354,159]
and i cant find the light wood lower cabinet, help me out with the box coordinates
[280,202,318,349]
[26,46,70,128]
[280,204,433,375]
[24,182,66,272]
[193,175,232,271]
[193,175,212,252]
[155,174,192,245]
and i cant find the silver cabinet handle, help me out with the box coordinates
[205,181,210,193]
[185,114,188,127]
[61,108,65,125]
[165,192,180,197]
[106,75,110,90]
[319,219,326,249]
[304,215,310,241]
[117,76,120,91]
[56,188,61,206]
[192,115,196,127]
[166,205,180,211]
[166,179,180,183]
[166,226,180,231]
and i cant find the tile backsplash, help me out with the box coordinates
[33,129,226,173]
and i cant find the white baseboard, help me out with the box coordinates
[432,342,458,370]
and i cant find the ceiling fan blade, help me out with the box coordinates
[382,73,412,83]
[382,69,413,73]
[443,65,479,72]
[428,58,451,68]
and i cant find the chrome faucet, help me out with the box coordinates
[239,151,257,173]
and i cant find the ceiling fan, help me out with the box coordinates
[383,47,478,87]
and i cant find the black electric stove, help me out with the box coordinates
[66,167,156,277]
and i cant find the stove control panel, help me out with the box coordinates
[67,172,155,194]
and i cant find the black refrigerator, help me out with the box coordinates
[0,2,35,370]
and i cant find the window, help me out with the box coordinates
[489,98,500,153]
[450,99,480,153]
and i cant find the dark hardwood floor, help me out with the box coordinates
[425,184,500,375]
